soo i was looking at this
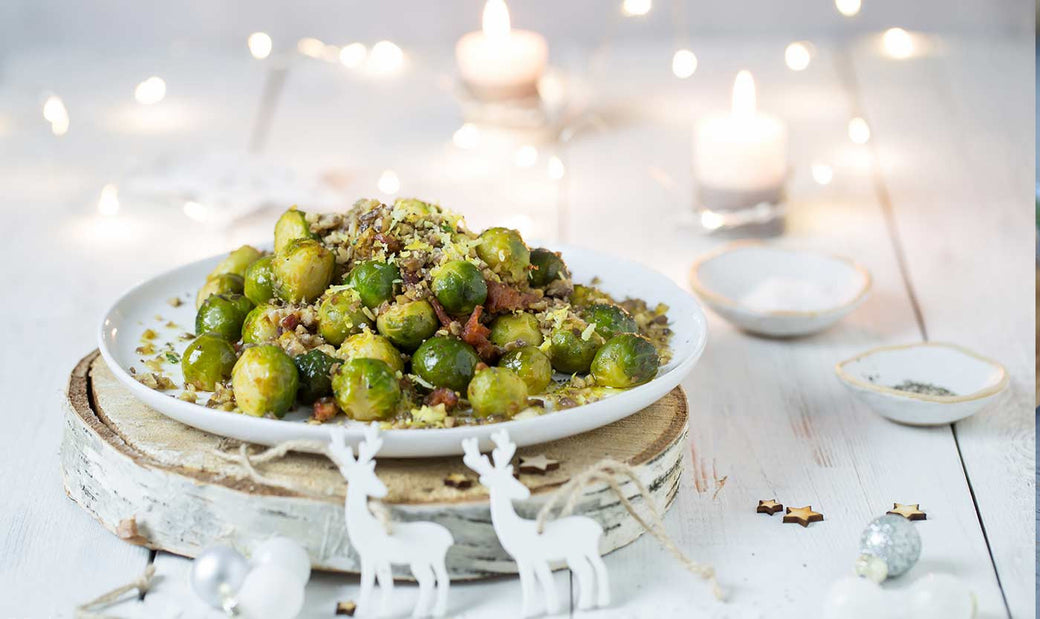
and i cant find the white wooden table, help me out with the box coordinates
[0,34,1033,618]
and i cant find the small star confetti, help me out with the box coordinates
[756,499,784,515]
[518,454,560,475]
[783,505,824,527]
[335,600,357,615]
[887,503,926,521]
[443,473,472,489]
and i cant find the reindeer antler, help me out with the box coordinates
[462,437,493,475]
[490,430,516,469]
[326,426,356,475]
[357,423,384,464]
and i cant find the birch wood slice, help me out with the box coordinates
[61,351,688,580]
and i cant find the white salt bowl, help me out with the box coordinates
[689,242,871,337]
[836,343,1009,426]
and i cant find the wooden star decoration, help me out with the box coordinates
[335,600,357,616]
[887,503,927,521]
[756,499,784,515]
[443,473,473,489]
[783,505,824,527]
[518,454,560,475]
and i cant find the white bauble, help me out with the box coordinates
[189,545,250,609]
[907,574,977,619]
[251,536,312,585]
[235,563,306,619]
[823,576,888,619]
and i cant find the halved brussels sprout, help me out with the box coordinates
[273,238,335,303]
[476,227,530,283]
[569,284,611,308]
[195,293,254,341]
[243,255,276,305]
[549,325,605,374]
[332,358,401,421]
[338,330,405,372]
[241,303,281,345]
[211,245,263,279]
[376,300,438,351]
[467,367,528,418]
[294,349,338,404]
[489,313,543,348]
[528,248,567,287]
[181,334,237,391]
[196,273,244,309]
[232,345,299,417]
[432,260,487,315]
[499,346,553,394]
[394,198,435,218]
[590,333,660,388]
[346,260,401,308]
[411,335,480,393]
[582,304,637,340]
[274,207,315,253]
[318,289,372,346]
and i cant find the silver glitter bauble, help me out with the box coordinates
[856,514,921,580]
[190,545,250,610]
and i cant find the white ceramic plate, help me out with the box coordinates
[690,241,871,337]
[98,243,707,457]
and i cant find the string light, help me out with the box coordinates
[811,163,834,185]
[784,42,813,71]
[248,32,272,59]
[297,37,326,59]
[339,43,367,68]
[547,156,565,180]
[97,184,120,216]
[882,27,914,59]
[452,124,480,150]
[367,41,404,75]
[377,170,400,194]
[622,0,652,16]
[848,117,870,144]
[835,0,861,16]
[671,49,697,79]
[183,200,211,222]
[514,145,538,167]
[134,77,166,105]
[42,95,69,136]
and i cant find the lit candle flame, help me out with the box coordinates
[732,70,756,119]
[483,0,511,39]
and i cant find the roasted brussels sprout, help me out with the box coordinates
[231,345,299,417]
[241,303,281,345]
[549,325,605,374]
[181,334,237,390]
[196,273,244,309]
[569,284,610,308]
[338,330,405,372]
[476,227,530,283]
[273,238,335,303]
[432,260,487,315]
[211,245,263,279]
[243,255,276,305]
[332,358,402,421]
[467,367,528,418]
[274,207,315,253]
[318,289,372,346]
[376,301,438,351]
[582,303,637,340]
[590,333,660,388]
[394,197,435,218]
[293,349,338,404]
[195,293,254,341]
[346,260,401,308]
[499,346,553,394]
[489,313,543,347]
[411,336,480,392]
[528,248,567,287]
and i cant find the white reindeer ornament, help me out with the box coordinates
[463,430,610,617]
[328,425,454,618]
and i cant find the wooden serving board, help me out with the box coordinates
[61,351,688,580]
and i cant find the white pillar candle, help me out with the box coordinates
[694,71,788,192]
[455,0,548,100]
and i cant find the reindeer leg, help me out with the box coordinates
[566,554,594,610]
[432,558,450,617]
[533,562,558,615]
[589,553,610,607]
[410,562,434,618]
[376,562,394,617]
[357,557,376,615]
[516,561,534,618]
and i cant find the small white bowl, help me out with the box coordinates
[689,241,872,337]
[836,342,1009,426]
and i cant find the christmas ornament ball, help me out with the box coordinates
[252,536,312,586]
[907,573,977,619]
[189,545,250,609]
[235,563,306,619]
[823,576,887,619]
[858,514,921,578]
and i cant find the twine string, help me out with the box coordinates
[76,564,156,618]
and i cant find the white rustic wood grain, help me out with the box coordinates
[849,35,1036,616]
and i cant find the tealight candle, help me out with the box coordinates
[455,0,548,100]
[693,71,788,234]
